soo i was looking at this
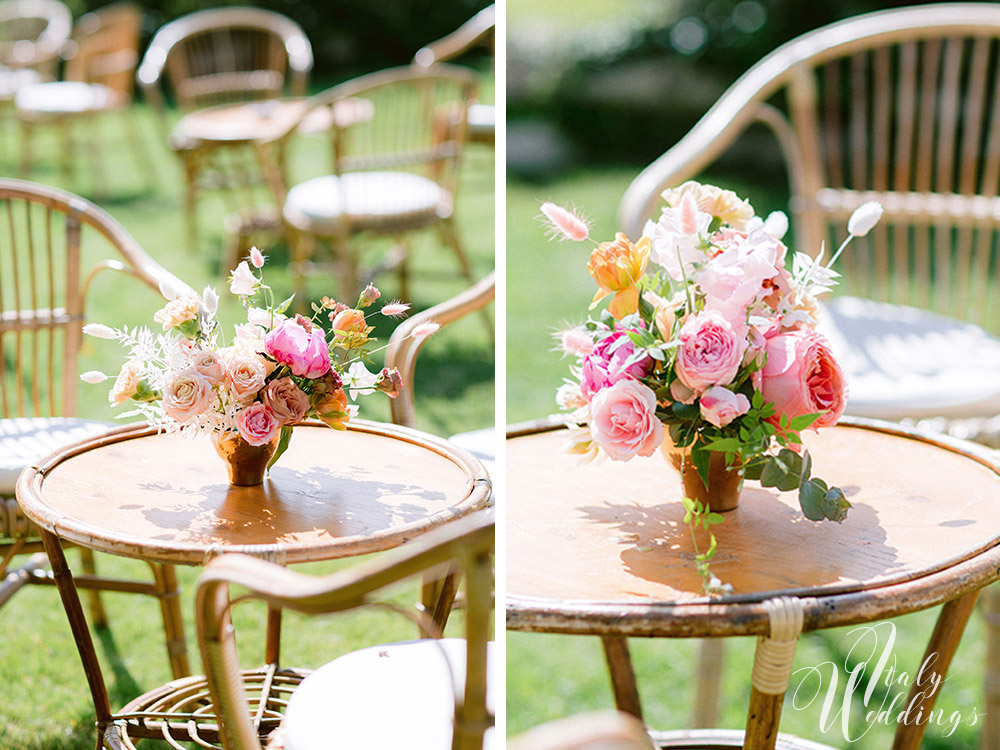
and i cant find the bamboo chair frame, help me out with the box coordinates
[16,3,145,194]
[617,6,1000,740]
[256,64,478,304]
[0,178,195,674]
[0,0,72,77]
[196,512,495,750]
[136,6,314,245]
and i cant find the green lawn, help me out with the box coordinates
[505,168,989,749]
[0,70,493,749]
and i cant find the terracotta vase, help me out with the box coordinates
[662,440,744,512]
[212,430,281,486]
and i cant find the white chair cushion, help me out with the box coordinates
[816,296,1000,420]
[0,67,43,99]
[14,81,118,114]
[282,638,494,750]
[0,417,113,494]
[467,104,495,140]
[283,171,448,234]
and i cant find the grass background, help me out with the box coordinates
[0,64,493,749]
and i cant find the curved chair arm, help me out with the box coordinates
[509,711,655,750]
[385,272,495,429]
[617,3,1000,238]
[196,513,494,750]
[413,4,496,68]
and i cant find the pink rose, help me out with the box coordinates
[265,315,331,378]
[675,310,747,392]
[226,353,267,403]
[761,330,846,431]
[580,329,655,399]
[236,402,279,446]
[262,377,310,425]
[589,379,664,461]
[699,386,750,427]
[163,369,214,423]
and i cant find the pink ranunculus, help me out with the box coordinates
[265,315,331,378]
[580,329,655,400]
[262,377,310,425]
[761,330,847,431]
[163,369,214,423]
[699,386,751,428]
[589,379,664,461]
[674,310,747,392]
[236,402,279,446]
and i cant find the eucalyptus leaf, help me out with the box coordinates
[743,459,766,481]
[798,479,827,521]
[821,487,852,523]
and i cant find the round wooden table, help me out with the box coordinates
[17,419,490,749]
[506,417,1000,750]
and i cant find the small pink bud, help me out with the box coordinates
[540,202,589,242]
[412,321,440,340]
[380,301,410,318]
[249,247,265,268]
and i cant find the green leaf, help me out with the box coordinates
[691,442,711,489]
[760,451,802,492]
[743,458,766,481]
[789,412,823,432]
[274,294,296,315]
[707,512,725,525]
[706,438,742,453]
[706,534,718,558]
[752,391,764,410]
[266,425,294,473]
[798,479,827,521]
[821,486,852,523]
[799,450,813,483]
[672,402,700,421]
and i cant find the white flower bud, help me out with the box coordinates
[763,210,789,239]
[202,286,219,314]
[82,323,116,339]
[80,371,109,383]
[847,201,883,237]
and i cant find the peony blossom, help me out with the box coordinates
[699,386,751,428]
[847,201,883,237]
[229,261,258,296]
[263,377,310,425]
[236,402,279,446]
[589,379,664,461]
[587,233,651,319]
[645,193,713,280]
[761,330,847,433]
[696,230,782,329]
[163,369,213,422]
[580,329,655,399]
[540,202,589,241]
[674,310,747,392]
[265,315,331,378]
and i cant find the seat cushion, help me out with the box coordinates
[282,639,494,750]
[283,171,449,234]
[14,81,118,115]
[815,296,1000,421]
[467,104,495,143]
[0,67,43,100]
[0,417,113,494]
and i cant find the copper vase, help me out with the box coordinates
[663,440,744,512]
[212,430,281,486]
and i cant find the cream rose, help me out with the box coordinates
[163,369,213,422]
[153,296,200,330]
[109,360,142,405]
[225,353,267,403]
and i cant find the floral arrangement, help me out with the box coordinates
[81,247,437,470]
[543,182,882,588]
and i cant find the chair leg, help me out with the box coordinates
[148,562,191,679]
[78,547,109,629]
[180,151,200,249]
[331,231,360,304]
[692,638,725,728]
[983,584,1000,750]
[601,635,644,720]
[438,217,476,286]
[60,118,76,180]
[19,117,32,176]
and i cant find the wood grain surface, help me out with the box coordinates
[18,420,489,565]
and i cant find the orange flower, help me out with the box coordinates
[330,308,373,347]
[312,387,350,430]
[587,233,650,319]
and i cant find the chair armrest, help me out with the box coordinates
[413,4,495,67]
[385,272,495,428]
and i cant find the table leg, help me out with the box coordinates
[692,638,725,728]
[148,562,190,678]
[982,583,1000,750]
[39,529,112,741]
[743,687,786,750]
[892,591,980,750]
[265,605,283,665]
[601,635,643,720]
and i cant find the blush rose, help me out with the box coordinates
[699,386,751,428]
[236,402,279,446]
[589,379,664,461]
[163,369,213,422]
[674,310,747,392]
[262,377,310,425]
[761,330,846,431]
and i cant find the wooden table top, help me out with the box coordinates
[17,420,490,566]
[171,97,373,145]
[506,417,1000,637]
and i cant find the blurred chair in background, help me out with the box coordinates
[136,6,314,245]
[413,4,495,148]
[194,512,495,750]
[15,3,144,197]
[0,178,196,680]
[0,0,71,78]
[257,64,478,305]
[617,5,1000,742]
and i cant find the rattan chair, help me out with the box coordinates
[619,2,1000,446]
[257,64,478,305]
[190,512,494,750]
[15,3,144,195]
[615,4,1000,742]
[0,0,72,77]
[413,4,495,147]
[0,178,196,678]
[136,6,314,244]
